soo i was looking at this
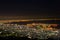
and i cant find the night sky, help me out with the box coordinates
[0,0,60,18]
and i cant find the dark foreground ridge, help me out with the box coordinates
[0,36,60,40]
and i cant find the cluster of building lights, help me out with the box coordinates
[0,23,59,39]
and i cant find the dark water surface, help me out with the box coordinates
[8,20,60,24]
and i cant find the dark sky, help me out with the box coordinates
[0,0,60,18]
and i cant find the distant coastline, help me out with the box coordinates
[0,19,60,24]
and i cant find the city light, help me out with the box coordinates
[0,23,59,39]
